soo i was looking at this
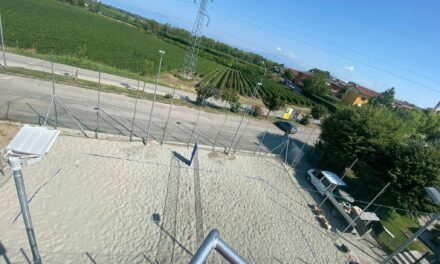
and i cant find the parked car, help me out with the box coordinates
[274,121,298,134]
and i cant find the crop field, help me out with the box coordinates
[200,68,313,106]
[0,0,219,76]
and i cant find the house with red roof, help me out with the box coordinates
[342,85,379,106]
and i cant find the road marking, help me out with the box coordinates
[1,76,13,80]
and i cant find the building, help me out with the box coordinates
[328,79,346,97]
[393,100,415,110]
[284,79,302,93]
[434,101,440,112]
[342,85,379,106]
[293,71,312,87]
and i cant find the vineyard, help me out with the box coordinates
[200,68,313,106]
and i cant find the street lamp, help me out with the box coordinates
[382,187,440,264]
[3,125,60,264]
[145,50,165,144]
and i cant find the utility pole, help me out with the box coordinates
[0,13,6,67]
[182,0,211,79]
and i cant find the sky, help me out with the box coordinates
[101,0,440,108]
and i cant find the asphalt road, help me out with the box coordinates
[0,73,320,154]
[4,52,230,109]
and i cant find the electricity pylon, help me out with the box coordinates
[182,0,211,79]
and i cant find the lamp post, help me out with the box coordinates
[226,82,262,154]
[227,62,267,154]
[0,13,6,67]
[145,50,165,144]
[382,187,440,264]
[4,125,60,264]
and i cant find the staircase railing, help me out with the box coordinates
[190,229,247,264]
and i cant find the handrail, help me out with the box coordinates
[189,229,247,264]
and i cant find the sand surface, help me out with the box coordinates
[0,133,356,263]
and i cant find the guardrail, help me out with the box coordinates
[190,229,247,264]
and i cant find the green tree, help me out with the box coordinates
[369,87,395,108]
[220,88,239,107]
[140,59,155,77]
[303,71,330,97]
[299,114,312,125]
[283,70,295,81]
[262,93,285,116]
[384,140,440,212]
[311,104,328,120]
[319,105,410,176]
[195,83,220,105]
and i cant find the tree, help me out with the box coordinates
[318,105,440,212]
[311,104,328,120]
[195,83,220,105]
[299,114,312,125]
[220,88,239,107]
[283,70,295,81]
[384,140,440,212]
[262,93,285,116]
[303,71,330,97]
[369,87,395,108]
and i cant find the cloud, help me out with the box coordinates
[343,66,355,72]
[276,47,282,52]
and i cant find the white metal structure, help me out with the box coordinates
[307,169,354,224]
[307,169,346,196]
[3,125,60,264]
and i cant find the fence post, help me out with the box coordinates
[50,51,58,128]
[6,100,10,120]
[96,71,101,139]
[130,80,140,141]
[0,13,6,67]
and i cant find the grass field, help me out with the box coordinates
[376,211,429,253]
[0,0,219,76]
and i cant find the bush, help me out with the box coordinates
[252,105,264,117]
[307,94,339,112]
[229,101,241,113]
[299,114,312,125]
[311,104,328,120]
[164,93,173,99]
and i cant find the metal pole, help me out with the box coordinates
[161,85,176,145]
[337,182,390,239]
[96,71,101,138]
[382,212,440,264]
[319,158,358,207]
[0,13,6,67]
[8,157,42,264]
[145,50,165,144]
[188,93,207,146]
[190,229,247,264]
[6,100,10,120]
[50,52,58,128]
[130,80,140,141]
[212,102,229,150]
[290,128,315,168]
[254,121,271,155]
[226,83,261,154]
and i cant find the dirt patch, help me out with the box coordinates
[161,73,198,93]
[0,122,20,149]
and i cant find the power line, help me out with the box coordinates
[210,8,440,94]
[213,2,440,85]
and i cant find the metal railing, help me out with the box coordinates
[190,229,247,264]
